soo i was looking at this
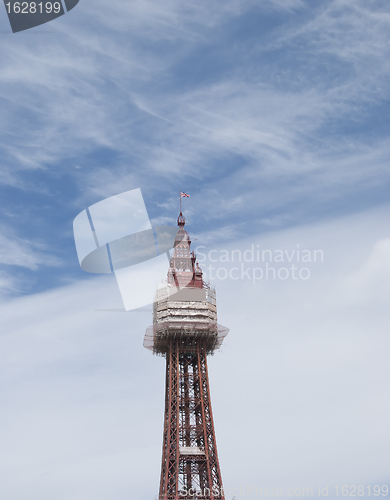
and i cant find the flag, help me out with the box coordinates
[180,192,190,198]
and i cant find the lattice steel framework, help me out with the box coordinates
[159,337,224,499]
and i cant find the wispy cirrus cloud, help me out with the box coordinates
[0,226,61,270]
[0,0,389,293]
[1,0,388,191]
[0,270,21,298]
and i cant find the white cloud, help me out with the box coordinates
[1,205,389,499]
[208,204,390,492]
[0,226,61,270]
[0,269,21,298]
[342,237,390,304]
[0,275,164,500]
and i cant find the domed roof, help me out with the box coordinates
[195,263,202,275]
[175,212,191,244]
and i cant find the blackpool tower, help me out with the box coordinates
[144,209,229,500]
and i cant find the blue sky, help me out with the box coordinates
[0,0,390,295]
[1,1,390,499]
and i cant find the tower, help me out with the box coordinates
[144,211,229,500]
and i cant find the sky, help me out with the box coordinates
[0,0,390,499]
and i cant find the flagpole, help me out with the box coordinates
[180,192,182,213]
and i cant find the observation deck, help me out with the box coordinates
[143,282,229,355]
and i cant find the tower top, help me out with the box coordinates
[143,205,229,356]
[177,211,185,227]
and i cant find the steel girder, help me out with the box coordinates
[158,338,224,500]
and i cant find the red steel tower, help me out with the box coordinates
[144,211,229,500]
